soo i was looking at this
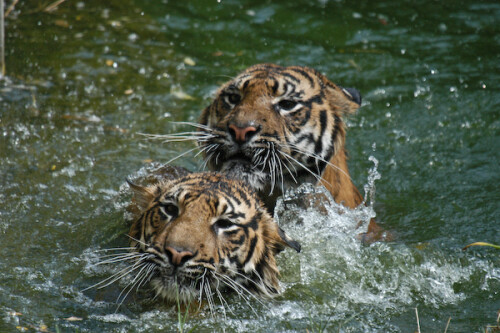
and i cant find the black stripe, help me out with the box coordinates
[230,234,245,245]
[247,214,259,230]
[290,68,315,88]
[294,132,314,145]
[242,79,250,91]
[314,110,328,155]
[248,63,278,73]
[284,82,295,96]
[298,109,312,127]
[237,187,251,206]
[281,72,300,83]
[243,236,257,265]
[302,94,323,108]
[224,229,241,237]
[319,110,328,136]
[228,212,245,219]
[331,114,341,154]
[316,160,327,175]
[266,78,279,95]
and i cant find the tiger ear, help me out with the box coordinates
[321,75,361,115]
[340,87,362,106]
[277,227,301,253]
[126,179,157,211]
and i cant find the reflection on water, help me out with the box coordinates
[1,0,499,332]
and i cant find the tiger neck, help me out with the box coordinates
[320,149,363,209]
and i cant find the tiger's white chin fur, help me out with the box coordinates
[150,276,200,303]
[220,159,270,193]
[220,158,318,199]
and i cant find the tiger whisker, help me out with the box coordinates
[126,234,148,248]
[213,279,228,321]
[283,142,354,182]
[204,279,216,317]
[213,272,264,316]
[91,247,136,252]
[197,269,208,308]
[279,151,299,181]
[201,151,216,171]
[278,150,327,186]
[115,260,154,311]
[269,148,277,194]
[169,121,214,132]
[91,252,144,266]
[135,263,156,292]
[138,132,215,145]
[194,143,215,158]
[90,251,141,260]
[274,149,286,195]
[218,270,269,308]
[217,276,255,305]
[82,254,151,292]
[213,277,236,317]
[213,273,256,312]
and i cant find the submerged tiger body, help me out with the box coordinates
[126,171,300,303]
[196,64,385,240]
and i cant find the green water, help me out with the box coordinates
[1,0,499,332]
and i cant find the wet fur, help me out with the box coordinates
[198,64,386,241]
[199,64,363,209]
[126,172,300,305]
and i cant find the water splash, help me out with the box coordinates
[75,160,499,332]
[268,158,498,331]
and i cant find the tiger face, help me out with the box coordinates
[198,64,363,210]
[127,172,300,303]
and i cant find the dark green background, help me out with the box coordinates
[1,0,498,331]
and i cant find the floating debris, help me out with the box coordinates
[183,57,196,66]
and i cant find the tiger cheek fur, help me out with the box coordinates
[199,63,363,211]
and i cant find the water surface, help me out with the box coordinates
[1,0,499,332]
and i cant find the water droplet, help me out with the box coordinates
[128,33,139,42]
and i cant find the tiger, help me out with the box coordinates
[126,171,301,304]
[196,63,386,241]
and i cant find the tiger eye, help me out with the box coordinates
[214,218,235,230]
[226,93,241,105]
[278,99,298,111]
[162,203,179,217]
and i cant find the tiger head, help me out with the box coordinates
[127,172,300,303]
[198,64,362,210]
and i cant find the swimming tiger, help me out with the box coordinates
[195,64,386,241]
[125,171,300,304]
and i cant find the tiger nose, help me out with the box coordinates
[165,246,194,267]
[228,124,259,144]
